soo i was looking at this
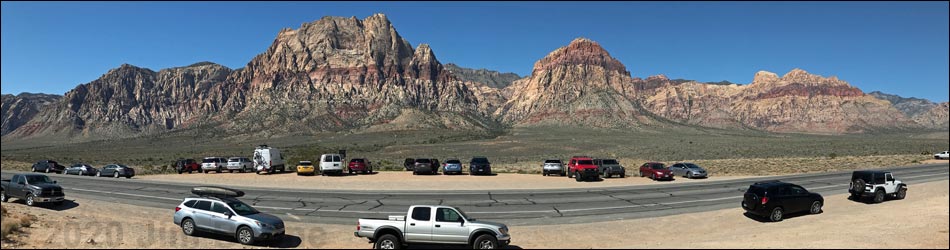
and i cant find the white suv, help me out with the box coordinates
[849,170,907,203]
[934,151,949,160]
[201,157,227,173]
[226,157,253,173]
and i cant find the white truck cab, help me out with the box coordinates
[319,154,344,176]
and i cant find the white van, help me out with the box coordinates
[253,145,286,174]
[319,154,344,176]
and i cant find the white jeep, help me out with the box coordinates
[848,170,907,203]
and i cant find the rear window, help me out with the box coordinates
[350,159,365,163]
[578,160,593,165]
[747,186,768,196]
[203,158,216,163]
[602,160,619,165]
[228,158,240,162]
[446,160,461,164]
[183,200,198,208]
[415,159,432,164]
[471,158,489,164]
[333,156,341,162]
[411,207,431,221]
[299,161,312,166]
[544,160,562,164]
[194,200,212,211]
[323,155,342,162]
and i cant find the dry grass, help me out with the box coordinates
[1,204,35,241]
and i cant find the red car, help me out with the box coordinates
[567,156,600,182]
[639,162,674,181]
[175,159,201,174]
[347,158,372,174]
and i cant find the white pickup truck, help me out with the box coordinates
[355,205,511,249]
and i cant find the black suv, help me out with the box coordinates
[469,157,491,176]
[403,158,415,171]
[742,181,824,222]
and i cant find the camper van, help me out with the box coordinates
[253,145,286,174]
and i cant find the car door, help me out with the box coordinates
[884,173,898,193]
[9,175,25,198]
[432,208,469,244]
[405,206,433,242]
[191,200,216,231]
[211,202,239,234]
[787,185,812,213]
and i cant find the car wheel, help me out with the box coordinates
[178,169,183,174]
[25,194,36,207]
[236,226,255,245]
[96,172,101,177]
[896,187,907,200]
[375,234,401,249]
[31,166,37,172]
[1,191,8,202]
[474,234,498,249]
[687,172,693,179]
[809,201,822,214]
[873,189,885,204]
[113,172,119,178]
[769,207,784,222]
[603,171,610,179]
[620,172,626,178]
[575,173,582,182]
[181,218,197,236]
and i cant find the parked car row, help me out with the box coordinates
[31,160,135,178]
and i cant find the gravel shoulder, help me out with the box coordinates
[2,180,946,249]
[137,171,756,191]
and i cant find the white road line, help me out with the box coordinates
[286,213,302,221]
[67,187,181,201]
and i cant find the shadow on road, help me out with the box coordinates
[6,199,80,211]
[743,211,820,223]
[190,232,302,248]
[406,244,522,249]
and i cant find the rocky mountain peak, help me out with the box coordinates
[752,70,780,85]
[531,37,629,77]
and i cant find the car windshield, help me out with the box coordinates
[227,200,260,216]
[602,160,619,165]
[578,160,593,165]
[350,159,365,163]
[544,160,561,164]
[25,175,54,184]
[685,164,702,169]
[452,207,474,221]
[471,158,489,164]
[650,164,666,170]
[415,159,432,164]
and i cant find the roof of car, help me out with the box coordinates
[750,180,792,188]
[853,170,887,175]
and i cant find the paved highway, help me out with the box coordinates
[2,163,947,225]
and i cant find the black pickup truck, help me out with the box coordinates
[1,173,65,206]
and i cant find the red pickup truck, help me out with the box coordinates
[639,162,674,181]
[567,156,600,182]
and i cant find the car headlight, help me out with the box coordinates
[255,221,268,228]
[499,227,508,235]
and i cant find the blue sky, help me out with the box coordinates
[2,1,948,102]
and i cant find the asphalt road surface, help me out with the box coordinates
[2,163,947,226]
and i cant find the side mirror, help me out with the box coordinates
[54,181,58,184]
[224,211,233,218]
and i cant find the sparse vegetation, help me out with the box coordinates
[1,204,35,241]
[1,126,947,176]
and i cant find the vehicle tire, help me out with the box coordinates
[542,171,547,176]
[873,189,885,204]
[560,171,566,177]
[114,172,120,178]
[603,171,610,179]
[809,201,822,214]
[851,179,866,195]
[25,194,36,207]
[181,218,197,236]
[769,207,784,222]
[1,190,8,202]
[374,234,401,249]
[473,234,498,249]
[32,166,37,172]
[178,169,183,174]
[896,187,907,200]
[687,172,693,179]
[188,169,193,174]
[575,173,583,182]
[236,226,255,245]
[620,172,626,178]
[216,168,222,174]
[568,170,574,179]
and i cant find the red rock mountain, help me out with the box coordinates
[2,15,942,139]
[498,38,656,127]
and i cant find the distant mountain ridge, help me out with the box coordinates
[2,14,946,140]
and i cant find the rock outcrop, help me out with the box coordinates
[912,102,949,129]
[443,63,522,89]
[1,93,61,135]
[497,38,654,127]
[868,91,939,119]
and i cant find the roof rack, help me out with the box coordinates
[191,186,245,198]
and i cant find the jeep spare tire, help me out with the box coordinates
[851,179,866,194]
[191,186,245,197]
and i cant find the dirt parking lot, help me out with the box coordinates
[138,171,755,191]
[2,180,946,249]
